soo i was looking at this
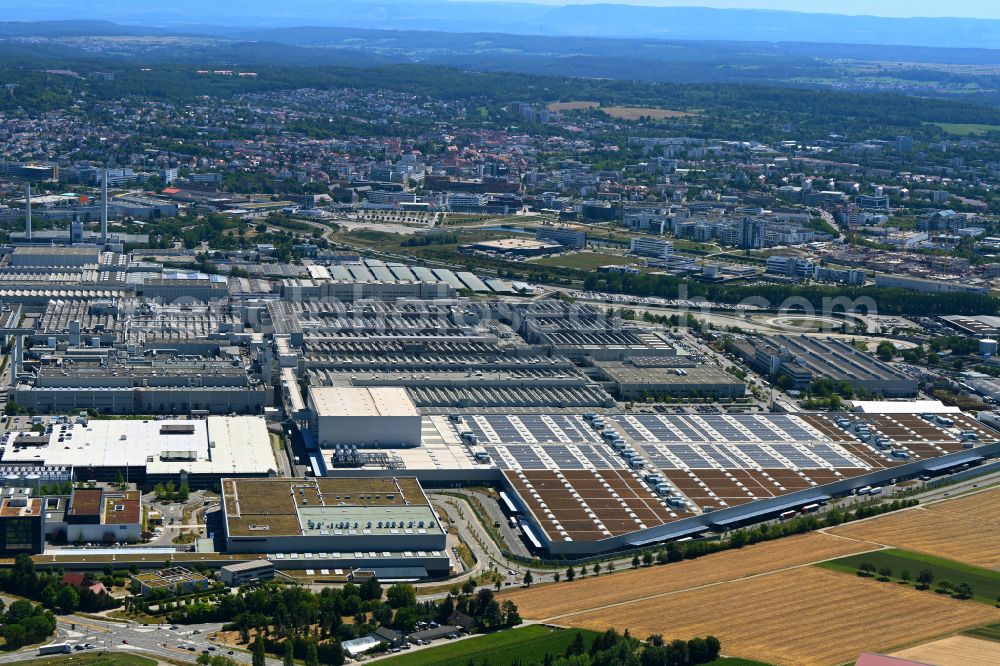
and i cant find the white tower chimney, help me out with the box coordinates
[101,168,109,247]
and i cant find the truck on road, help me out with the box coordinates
[38,643,72,655]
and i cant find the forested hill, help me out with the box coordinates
[6,57,1000,143]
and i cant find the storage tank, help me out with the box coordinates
[980,338,998,356]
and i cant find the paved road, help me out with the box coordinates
[8,617,284,666]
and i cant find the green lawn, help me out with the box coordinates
[376,626,601,666]
[965,621,1000,643]
[817,548,1000,605]
[14,655,158,666]
[531,252,634,270]
[932,122,1000,136]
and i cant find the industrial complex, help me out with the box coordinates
[0,180,995,583]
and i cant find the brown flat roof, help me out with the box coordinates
[70,488,103,517]
[103,491,141,525]
[221,477,430,538]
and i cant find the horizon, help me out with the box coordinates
[449,0,1000,20]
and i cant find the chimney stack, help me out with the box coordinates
[101,168,109,247]
[24,183,31,241]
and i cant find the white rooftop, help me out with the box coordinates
[849,400,961,414]
[1,416,277,475]
[310,386,418,418]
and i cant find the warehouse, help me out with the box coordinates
[140,272,229,303]
[0,416,277,487]
[592,358,746,400]
[220,477,448,563]
[940,314,1000,337]
[14,356,269,415]
[309,386,421,448]
[734,335,918,397]
[11,246,103,268]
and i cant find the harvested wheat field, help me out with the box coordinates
[601,106,695,120]
[561,567,999,666]
[830,488,1000,568]
[890,635,1000,666]
[547,101,600,112]
[502,532,873,619]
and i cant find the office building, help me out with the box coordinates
[738,217,763,249]
[219,560,275,586]
[536,225,586,249]
[629,237,674,259]
[0,494,45,556]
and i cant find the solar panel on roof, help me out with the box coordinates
[665,445,714,468]
[810,443,860,468]
[771,443,820,468]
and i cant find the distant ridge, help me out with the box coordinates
[0,2,999,49]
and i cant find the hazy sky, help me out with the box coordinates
[465,0,1000,20]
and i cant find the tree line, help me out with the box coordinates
[165,576,521,664]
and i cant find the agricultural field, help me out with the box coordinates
[559,567,999,666]
[376,625,600,666]
[502,532,874,620]
[890,635,1000,666]
[818,548,1000,605]
[530,252,636,271]
[601,106,696,120]
[547,101,600,112]
[828,487,1000,568]
[932,122,1000,136]
[966,621,1000,642]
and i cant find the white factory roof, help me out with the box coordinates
[310,386,419,418]
[0,416,276,475]
[848,400,961,414]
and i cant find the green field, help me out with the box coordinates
[531,252,634,270]
[932,122,1000,136]
[818,549,1000,605]
[375,626,770,666]
[965,622,1000,643]
[377,626,601,666]
[14,655,157,666]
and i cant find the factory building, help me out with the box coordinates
[309,386,421,448]
[14,356,269,415]
[874,273,988,295]
[220,477,449,577]
[279,280,455,302]
[593,358,746,400]
[140,272,230,303]
[11,246,103,268]
[0,416,278,487]
[732,335,918,397]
